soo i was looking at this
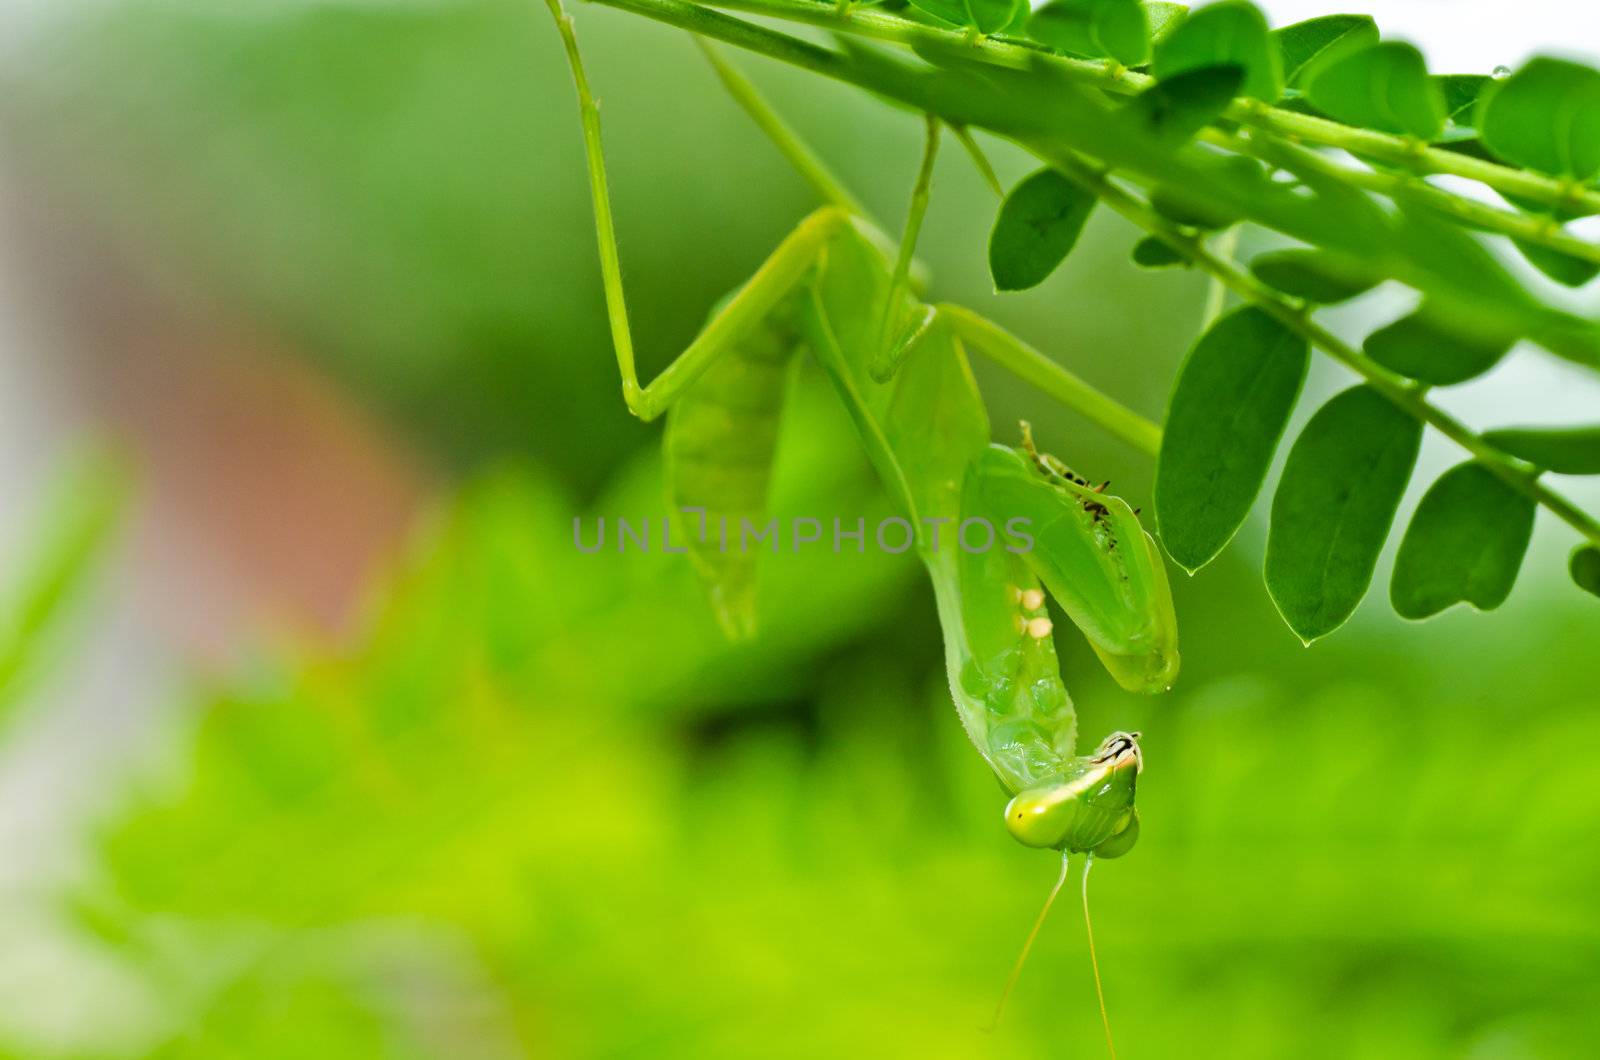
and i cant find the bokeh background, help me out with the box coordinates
[0,0,1597,1056]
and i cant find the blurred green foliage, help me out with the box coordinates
[1,390,1593,1057]
[0,2,1597,1058]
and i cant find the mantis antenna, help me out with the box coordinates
[990,851,1121,1059]
[1082,852,1118,1060]
[989,851,1071,1032]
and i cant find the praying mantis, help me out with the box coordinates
[546,0,1177,1038]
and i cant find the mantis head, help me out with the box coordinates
[1003,731,1142,856]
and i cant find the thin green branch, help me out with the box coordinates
[1042,152,1600,550]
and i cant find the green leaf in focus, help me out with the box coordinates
[1572,545,1600,598]
[1027,0,1151,66]
[1272,14,1378,86]
[1132,235,1187,267]
[1362,305,1512,385]
[1155,307,1308,572]
[1477,57,1600,179]
[1482,424,1600,474]
[988,168,1097,291]
[1305,41,1445,140]
[1144,1,1189,44]
[1390,462,1534,619]
[1153,0,1282,101]
[1124,64,1245,146]
[1250,248,1381,303]
[1265,385,1422,642]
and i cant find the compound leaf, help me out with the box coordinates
[1266,385,1422,642]
[1155,307,1308,572]
[1390,462,1534,619]
[989,168,1096,291]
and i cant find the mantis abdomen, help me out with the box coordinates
[663,306,799,638]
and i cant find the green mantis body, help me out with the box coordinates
[544,0,1175,858]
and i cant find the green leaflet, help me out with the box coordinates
[1250,248,1381,304]
[1305,41,1445,140]
[1026,0,1151,66]
[1572,545,1600,598]
[1494,188,1599,288]
[1272,14,1377,87]
[1434,74,1492,125]
[1152,0,1282,102]
[1266,385,1422,642]
[1155,307,1308,572]
[988,168,1097,291]
[1124,64,1245,147]
[1144,1,1188,43]
[1132,235,1186,267]
[908,0,1024,35]
[1482,424,1600,474]
[1390,462,1534,619]
[1513,236,1600,288]
[1477,57,1600,180]
[1363,304,1511,386]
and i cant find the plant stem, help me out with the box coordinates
[1044,152,1600,549]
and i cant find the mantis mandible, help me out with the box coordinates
[545,0,1177,1038]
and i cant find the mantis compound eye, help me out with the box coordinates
[1003,731,1142,852]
